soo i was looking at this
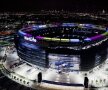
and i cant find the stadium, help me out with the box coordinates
[16,23,108,71]
[1,16,108,90]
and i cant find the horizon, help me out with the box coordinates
[0,0,107,12]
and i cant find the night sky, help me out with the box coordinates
[0,0,107,12]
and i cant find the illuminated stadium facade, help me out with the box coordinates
[15,23,108,71]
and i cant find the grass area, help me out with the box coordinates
[0,41,11,46]
[0,64,3,70]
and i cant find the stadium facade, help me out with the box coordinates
[15,23,108,71]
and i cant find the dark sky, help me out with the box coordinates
[0,0,107,12]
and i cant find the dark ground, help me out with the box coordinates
[0,71,35,90]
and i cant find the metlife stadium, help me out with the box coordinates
[16,23,108,71]
[1,15,108,90]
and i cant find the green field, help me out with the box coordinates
[0,41,12,46]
